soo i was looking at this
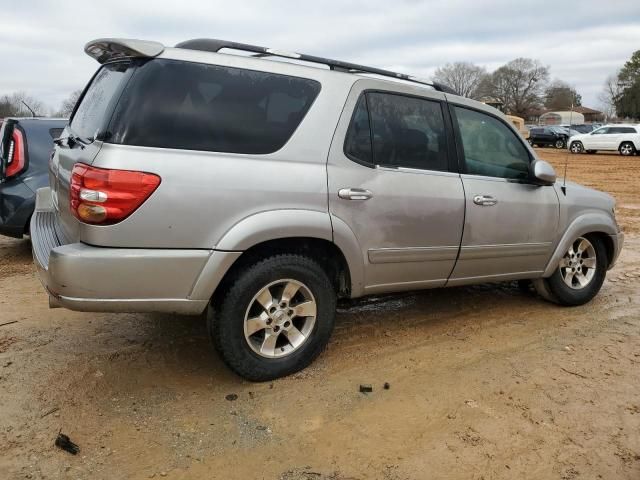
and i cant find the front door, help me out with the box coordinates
[447,102,560,285]
[328,81,465,295]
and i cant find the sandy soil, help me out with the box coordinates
[0,148,639,480]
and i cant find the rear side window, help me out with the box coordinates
[610,127,636,134]
[71,62,133,140]
[344,95,373,165]
[107,59,321,154]
[344,91,448,171]
[454,106,530,180]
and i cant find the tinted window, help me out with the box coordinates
[49,128,64,139]
[366,92,448,171]
[610,127,636,134]
[108,59,320,154]
[71,62,132,140]
[455,107,530,180]
[344,94,373,165]
[530,128,543,135]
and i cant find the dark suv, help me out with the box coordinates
[0,118,67,238]
[528,126,568,149]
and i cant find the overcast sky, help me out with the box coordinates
[2,0,639,112]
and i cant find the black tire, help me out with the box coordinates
[544,234,608,306]
[527,138,533,146]
[208,254,336,381]
[619,141,636,156]
[570,141,584,154]
[555,138,565,149]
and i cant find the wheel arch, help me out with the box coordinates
[189,209,364,305]
[543,213,618,277]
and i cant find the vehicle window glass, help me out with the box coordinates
[592,127,608,135]
[344,94,373,165]
[616,127,636,134]
[71,62,132,140]
[108,59,321,154]
[49,128,64,140]
[454,106,530,180]
[366,92,448,171]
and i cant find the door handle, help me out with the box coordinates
[338,188,373,200]
[473,195,498,206]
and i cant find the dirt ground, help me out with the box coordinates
[1,148,639,480]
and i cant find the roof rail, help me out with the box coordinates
[175,39,459,95]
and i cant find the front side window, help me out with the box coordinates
[454,106,531,180]
[107,59,320,154]
[591,127,609,135]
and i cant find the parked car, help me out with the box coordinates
[0,118,67,238]
[562,124,595,134]
[31,38,623,381]
[568,125,640,156]
[528,126,569,148]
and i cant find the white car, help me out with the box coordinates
[568,125,640,156]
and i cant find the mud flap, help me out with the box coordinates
[532,278,559,304]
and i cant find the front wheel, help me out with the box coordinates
[209,254,336,381]
[543,235,607,306]
[570,141,584,154]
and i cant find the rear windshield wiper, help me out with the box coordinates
[53,131,92,148]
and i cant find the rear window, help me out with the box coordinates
[71,62,133,140]
[107,59,321,154]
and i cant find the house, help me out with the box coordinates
[572,106,604,123]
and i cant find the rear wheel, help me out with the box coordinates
[619,142,636,156]
[208,254,336,381]
[542,235,607,306]
[570,141,584,154]
[555,138,565,149]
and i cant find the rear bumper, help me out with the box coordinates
[31,187,239,315]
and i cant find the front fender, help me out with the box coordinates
[543,212,618,277]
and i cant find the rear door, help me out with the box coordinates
[50,61,135,241]
[447,101,559,284]
[328,81,465,295]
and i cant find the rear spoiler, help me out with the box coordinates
[84,38,164,64]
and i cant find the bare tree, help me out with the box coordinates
[56,89,83,118]
[479,58,549,117]
[0,92,46,117]
[433,62,487,99]
[544,79,581,110]
[598,73,621,120]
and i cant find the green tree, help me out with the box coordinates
[616,50,640,119]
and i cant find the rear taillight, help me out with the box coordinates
[5,128,26,178]
[70,163,161,225]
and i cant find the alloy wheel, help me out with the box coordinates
[243,279,317,358]
[620,143,634,156]
[558,237,597,290]
[570,142,583,153]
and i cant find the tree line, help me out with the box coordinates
[433,59,580,118]
[2,50,639,121]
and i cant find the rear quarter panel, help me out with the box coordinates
[81,71,354,249]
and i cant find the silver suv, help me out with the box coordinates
[32,38,624,381]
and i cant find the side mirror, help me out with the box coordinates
[532,160,556,185]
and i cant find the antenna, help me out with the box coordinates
[21,100,36,117]
[561,103,574,195]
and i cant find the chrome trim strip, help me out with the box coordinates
[368,245,459,264]
[459,242,551,260]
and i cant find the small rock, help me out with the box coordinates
[383,382,390,390]
[160,472,167,477]
[225,394,238,402]
[359,384,373,393]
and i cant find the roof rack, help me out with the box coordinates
[175,39,459,95]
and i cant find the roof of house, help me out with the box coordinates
[572,106,602,114]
